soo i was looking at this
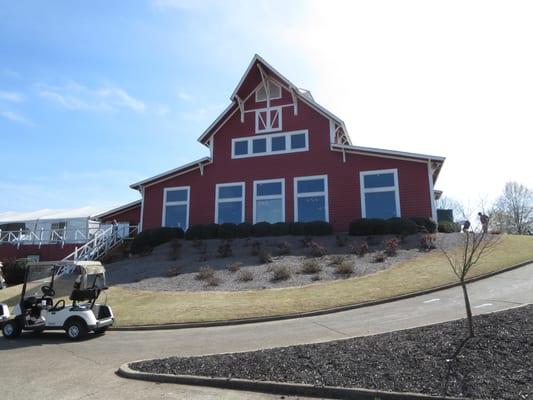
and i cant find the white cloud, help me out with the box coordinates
[177,90,192,101]
[0,110,34,126]
[36,81,147,113]
[0,90,24,103]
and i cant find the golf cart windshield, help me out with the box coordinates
[23,262,107,301]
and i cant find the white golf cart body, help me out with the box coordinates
[1,260,114,340]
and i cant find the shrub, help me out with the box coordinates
[271,222,290,236]
[237,270,253,282]
[168,239,182,260]
[349,218,386,236]
[217,240,233,258]
[131,227,184,254]
[251,241,261,256]
[385,218,418,236]
[301,260,322,274]
[227,262,242,272]
[1,258,28,285]
[196,266,214,280]
[301,235,313,248]
[206,276,221,287]
[236,222,253,238]
[329,255,344,265]
[373,252,386,263]
[191,239,204,248]
[198,255,208,262]
[335,261,354,275]
[336,235,348,247]
[165,266,180,277]
[311,274,321,281]
[185,224,206,240]
[206,223,220,239]
[252,222,272,237]
[258,251,273,264]
[357,241,369,257]
[277,241,291,255]
[289,222,306,236]
[410,217,437,234]
[303,221,333,236]
[309,242,327,257]
[271,265,291,281]
[420,234,437,251]
[438,221,461,233]
[384,238,399,256]
[218,223,237,239]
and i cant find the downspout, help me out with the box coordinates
[139,186,145,233]
[427,160,438,221]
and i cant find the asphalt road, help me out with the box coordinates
[1,263,531,400]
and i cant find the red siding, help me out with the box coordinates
[0,244,79,262]
[99,204,141,225]
[141,99,433,232]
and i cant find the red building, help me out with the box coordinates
[130,55,445,233]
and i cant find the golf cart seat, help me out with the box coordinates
[70,288,98,302]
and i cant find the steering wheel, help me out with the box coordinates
[41,285,55,297]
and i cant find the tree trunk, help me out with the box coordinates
[461,281,475,337]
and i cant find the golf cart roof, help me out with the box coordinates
[27,261,106,275]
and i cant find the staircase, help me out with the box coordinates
[62,225,138,262]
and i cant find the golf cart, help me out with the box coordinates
[0,261,114,340]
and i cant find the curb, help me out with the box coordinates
[111,259,532,331]
[117,362,469,400]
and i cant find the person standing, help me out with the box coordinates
[478,212,489,233]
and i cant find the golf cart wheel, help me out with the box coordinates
[65,319,88,341]
[2,320,22,339]
[94,326,109,335]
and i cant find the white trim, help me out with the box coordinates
[139,187,145,232]
[360,169,401,219]
[427,161,438,221]
[232,130,309,159]
[255,79,282,102]
[215,182,245,224]
[255,106,282,133]
[253,178,285,224]
[130,157,211,189]
[162,186,190,230]
[332,144,445,163]
[293,175,329,222]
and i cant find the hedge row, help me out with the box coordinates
[349,217,437,236]
[185,221,333,240]
[130,227,184,254]
[438,221,462,233]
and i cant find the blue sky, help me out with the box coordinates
[2,0,533,218]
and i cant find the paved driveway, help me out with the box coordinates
[1,263,531,400]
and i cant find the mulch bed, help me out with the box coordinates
[131,306,533,399]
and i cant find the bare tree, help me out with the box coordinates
[491,182,533,234]
[437,196,471,221]
[439,230,500,338]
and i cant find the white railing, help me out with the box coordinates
[0,228,92,248]
[62,225,138,262]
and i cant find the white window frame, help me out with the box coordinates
[293,175,329,222]
[360,168,401,218]
[215,182,246,224]
[255,80,282,102]
[231,130,309,159]
[253,178,285,224]
[162,186,191,230]
[255,106,282,133]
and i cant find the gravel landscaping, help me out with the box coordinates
[131,305,533,399]
[106,233,465,292]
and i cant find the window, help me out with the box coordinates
[162,187,190,230]
[50,221,66,241]
[360,169,400,219]
[255,107,282,133]
[253,179,285,224]
[231,130,309,159]
[255,80,282,102]
[294,175,329,222]
[216,182,245,224]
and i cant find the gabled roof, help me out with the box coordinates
[92,199,141,220]
[197,54,350,145]
[130,157,211,190]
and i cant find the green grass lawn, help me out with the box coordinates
[2,235,532,327]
